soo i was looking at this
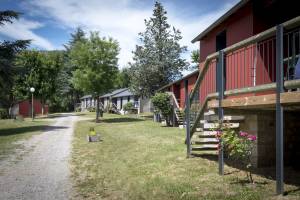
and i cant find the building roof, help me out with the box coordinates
[191,0,250,43]
[112,89,135,98]
[157,70,199,91]
[100,88,128,98]
[80,95,92,99]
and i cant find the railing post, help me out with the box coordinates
[276,24,284,195]
[172,98,176,127]
[217,50,224,175]
[185,80,191,158]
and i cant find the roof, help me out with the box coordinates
[80,95,92,99]
[112,89,135,98]
[100,88,127,98]
[157,70,199,91]
[191,0,250,43]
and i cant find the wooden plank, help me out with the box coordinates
[281,91,300,104]
[208,91,300,109]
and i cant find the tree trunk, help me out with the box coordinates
[96,96,100,123]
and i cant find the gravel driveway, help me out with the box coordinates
[0,114,78,200]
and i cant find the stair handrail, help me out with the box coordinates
[166,92,180,110]
[188,15,300,139]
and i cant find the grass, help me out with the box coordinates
[71,113,300,200]
[0,117,52,160]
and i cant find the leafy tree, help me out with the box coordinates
[191,49,200,64]
[70,32,119,121]
[13,50,64,114]
[151,92,172,126]
[0,10,30,111]
[129,2,187,97]
[189,49,200,70]
[115,68,130,88]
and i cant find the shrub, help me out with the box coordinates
[75,107,81,112]
[0,108,9,119]
[151,93,172,126]
[123,102,136,113]
[215,122,257,183]
[87,107,96,112]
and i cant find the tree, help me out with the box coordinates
[129,2,187,97]
[70,32,119,122]
[64,27,86,51]
[13,50,64,115]
[151,92,172,126]
[0,10,30,112]
[189,49,200,70]
[62,27,87,111]
[115,68,130,88]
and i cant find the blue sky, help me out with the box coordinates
[0,0,239,68]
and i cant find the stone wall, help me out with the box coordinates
[224,109,300,169]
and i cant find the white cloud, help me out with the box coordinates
[22,0,237,68]
[0,18,55,50]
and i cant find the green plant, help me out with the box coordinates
[215,122,257,183]
[75,107,81,112]
[151,93,172,126]
[0,108,9,119]
[123,102,134,112]
[89,127,96,136]
[87,107,96,112]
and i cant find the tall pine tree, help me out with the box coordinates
[0,10,30,111]
[129,2,187,96]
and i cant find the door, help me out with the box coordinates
[216,30,226,51]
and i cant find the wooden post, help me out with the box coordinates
[217,50,224,175]
[276,24,284,195]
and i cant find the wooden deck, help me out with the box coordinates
[208,91,300,109]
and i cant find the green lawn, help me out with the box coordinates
[71,113,300,200]
[0,117,52,160]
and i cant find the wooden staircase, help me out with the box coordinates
[175,109,184,126]
[190,109,244,155]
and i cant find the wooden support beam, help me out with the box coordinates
[208,91,300,109]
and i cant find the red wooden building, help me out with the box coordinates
[11,99,48,117]
[158,70,198,108]
[158,0,300,194]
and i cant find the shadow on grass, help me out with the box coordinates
[0,125,68,136]
[101,117,145,123]
[191,153,300,187]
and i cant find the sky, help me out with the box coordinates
[0,0,239,69]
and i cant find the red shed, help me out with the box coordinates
[11,99,48,117]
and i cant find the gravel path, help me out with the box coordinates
[0,114,79,200]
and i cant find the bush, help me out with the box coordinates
[0,108,9,119]
[123,102,134,111]
[87,107,96,112]
[215,123,257,183]
[75,107,81,112]
[151,93,172,126]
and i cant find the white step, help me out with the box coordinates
[193,137,218,142]
[204,110,215,116]
[201,131,217,136]
[203,123,239,129]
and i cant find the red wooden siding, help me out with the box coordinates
[199,60,217,105]
[18,99,48,117]
[200,1,253,62]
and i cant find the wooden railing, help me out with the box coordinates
[187,16,300,139]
